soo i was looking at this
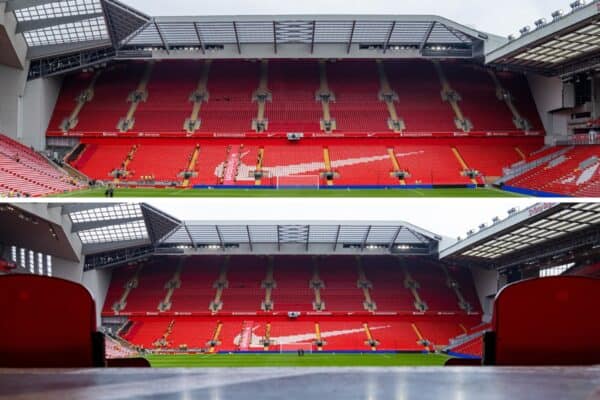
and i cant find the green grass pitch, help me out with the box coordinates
[53,187,523,198]
[144,353,450,368]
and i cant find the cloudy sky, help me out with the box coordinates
[122,0,570,36]
[149,198,538,239]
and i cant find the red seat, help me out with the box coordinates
[484,276,600,366]
[0,274,105,368]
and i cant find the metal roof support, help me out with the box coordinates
[306,225,311,251]
[215,225,225,251]
[246,225,253,251]
[333,224,341,251]
[183,223,197,249]
[5,0,62,12]
[389,226,403,250]
[276,225,282,251]
[154,20,170,53]
[347,20,356,54]
[273,21,278,54]
[16,13,105,34]
[232,21,241,54]
[361,225,372,250]
[382,21,396,54]
[193,22,206,54]
[310,20,316,54]
[420,21,436,54]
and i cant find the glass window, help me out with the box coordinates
[46,255,53,277]
[28,250,35,274]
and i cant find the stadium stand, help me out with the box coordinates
[49,61,542,136]
[505,146,599,196]
[70,137,545,187]
[483,276,600,366]
[103,256,482,351]
[0,134,82,197]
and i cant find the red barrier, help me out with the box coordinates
[47,130,544,139]
[486,276,600,366]
[0,275,104,368]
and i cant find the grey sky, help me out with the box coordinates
[122,0,570,37]
[149,199,538,239]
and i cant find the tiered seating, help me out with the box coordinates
[133,62,199,132]
[507,146,600,196]
[386,61,457,132]
[127,143,194,182]
[416,320,465,347]
[318,257,363,312]
[327,61,389,132]
[328,144,398,186]
[0,135,80,196]
[49,60,542,134]
[122,318,170,349]
[102,264,140,314]
[408,260,461,312]
[74,64,145,132]
[361,257,414,311]
[273,256,314,311]
[198,61,258,132]
[169,257,221,313]
[261,143,325,184]
[457,144,523,177]
[496,70,544,131]
[266,61,322,132]
[444,63,516,131]
[122,261,173,313]
[393,144,471,185]
[220,256,266,312]
[72,143,130,179]
[47,70,97,132]
[449,334,484,357]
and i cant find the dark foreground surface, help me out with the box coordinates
[0,367,599,400]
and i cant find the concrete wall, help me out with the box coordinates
[471,267,499,323]
[527,74,570,145]
[82,269,113,326]
[0,64,61,150]
[21,76,62,150]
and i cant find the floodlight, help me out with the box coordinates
[534,18,547,28]
[519,26,531,35]
[551,10,564,19]
[570,0,585,10]
[508,34,516,41]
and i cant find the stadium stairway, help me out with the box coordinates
[60,70,102,132]
[376,60,405,132]
[184,61,212,133]
[316,61,337,133]
[158,260,184,312]
[252,60,272,132]
[328,61,390,132]
[433,61,473,132]
[117,62,154,132]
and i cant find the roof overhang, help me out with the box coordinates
[0,203,81,261]
[486,1,600,76]
[440,203,600,271]
[156,220,442,256]
[18,2,501,79]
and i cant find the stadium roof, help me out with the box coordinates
[6,0,505,79]
[486,0,600,76]
[441,203,600,271]
[157,220,442,256]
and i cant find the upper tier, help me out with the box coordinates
[48,60,543,136]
